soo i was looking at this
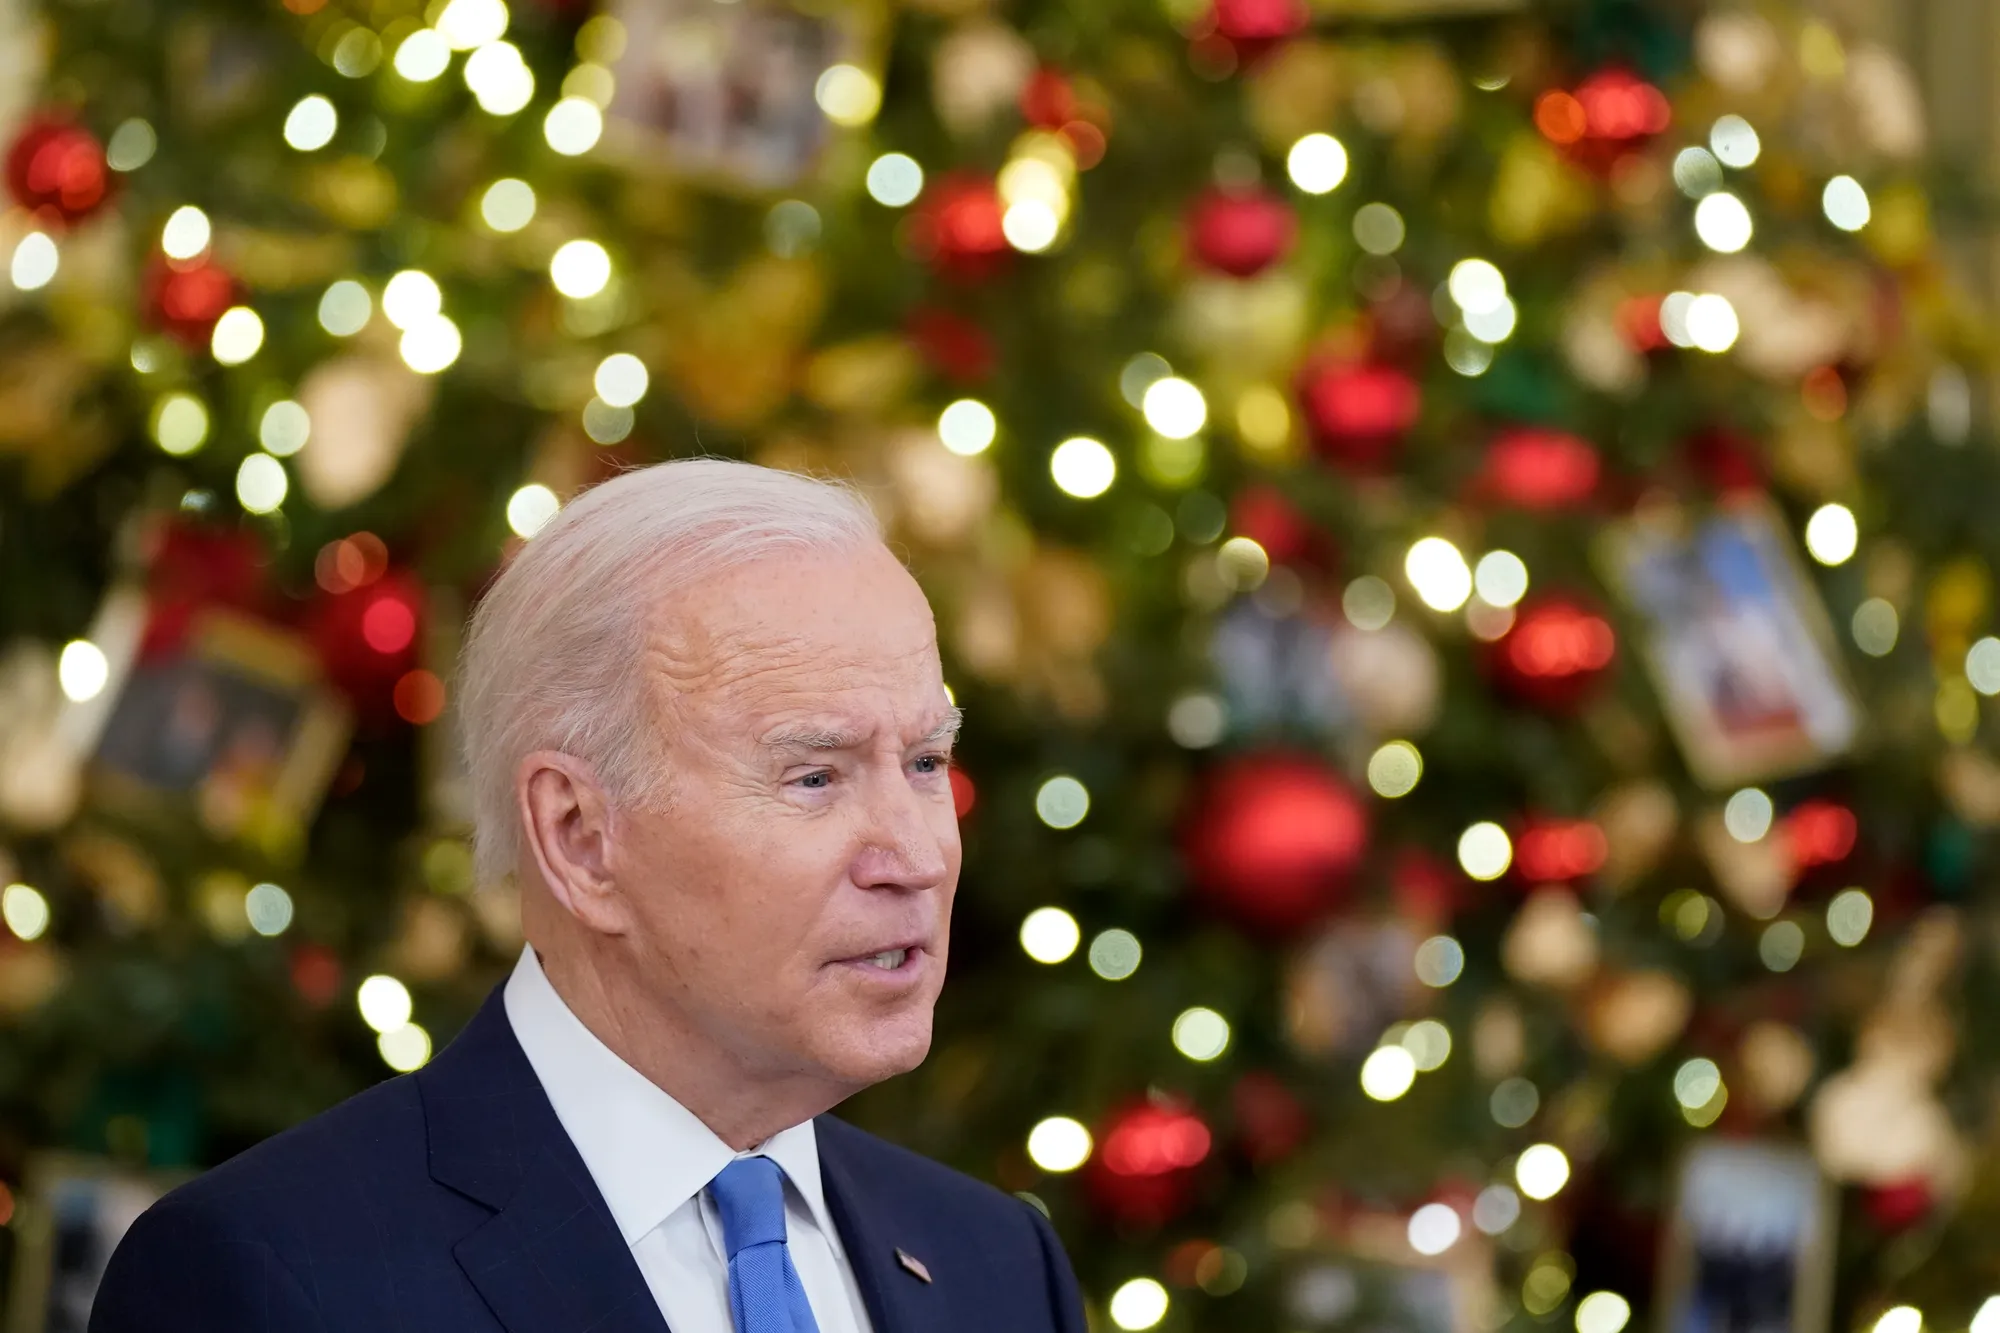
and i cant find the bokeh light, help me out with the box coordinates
[161,205,211,260]
[508,483,560,538]
[545,97,604,154]
[1804,503,1858,564]
[2,884,50,941]
[1360,1045,1417,1101]
[1109,1278,1168,1331]
[938,399,997,456]
[9,232,58,291]
[594,353,649,408]
[1142,377,1207,439]
[1088,929,1142,980]
[866,152,924,206]
[357,974,413,1033]
[1710,114,1760,167]
[236,454,288,514]
[1287,133,1348,194]
[1475,551,1529,606]
[550,239,611,297]
[1406,537,1473,612]
[260,401,311,456]
[1407,1202,1461,1256]
[319,279,372,335]
[1051,437,1115,498]
[152,393,209,455]
[1020,907,1081,964]
[1515,1144,1570,1200]
[245,883,295,936]
[393,29,451,82]
[1824,175,1871,231]
[1036,775,1090,829]
[1367,741,1422,798]
[815,64,882,126]
[1827,888,1873,946]
[399,314,463,374]
[1172,1007,1231,1062]
[1457,822,1513,880]
[379,1023,433,1072]
[58,640,109,702]
[1694,193,1753,253]
[1724,787,1774,842]
[1414,935,1464,987]
[1576,1292,1632,1333]
[283,95,338,151]
[1027,1116,1092,1172]
[481,178,536,232]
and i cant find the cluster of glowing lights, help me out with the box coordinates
[1020,907,1081,964]
[9,232,58,291]
[550,239,612,298]
[358,974,433,1071]
[1109,1278,1169,1331]
[1035,775,1090,829]
[1286,132,1348,195]
[236,454,289,514]
[1141,377,1207,439]
[938,399,997,456]
[58,640,109,702]
[1406,537,1474,612]
[508,483,560,538]
[1803,503,1858,565]
[866,152,924,207]
[2,884,50,941]
[283,95,338,151]
[1674,1056,1728,1125]
[998,138,1075,254]
[465,43,533,116]
[1051,436,1115,498]
[1515,1143,1571,1200]
[481,178,537,232]
[1447,258,1518,344]
[545,97,605,155]
[1659,291,1741,353]
[1026,1116,1092,1172]
[438,0,509,49]
[814,64,882,127]
[1171,1007,1231,1062]
[1458,821,1513,881]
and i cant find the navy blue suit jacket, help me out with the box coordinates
[88,986,1087,1333]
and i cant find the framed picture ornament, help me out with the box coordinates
[1600,496,1859,789]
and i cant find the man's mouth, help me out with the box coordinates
[866,948,909,970]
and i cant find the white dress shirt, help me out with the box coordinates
[503,946,875,1333]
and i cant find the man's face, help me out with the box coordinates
[612,542,961,1094]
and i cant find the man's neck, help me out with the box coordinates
[533,942,845,1151]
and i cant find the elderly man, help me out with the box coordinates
[91,460,1086,1333]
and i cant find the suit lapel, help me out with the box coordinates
[418,988,672,1333]
[816,1118,944,1333]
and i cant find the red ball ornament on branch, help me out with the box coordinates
[906,174,1009,281]
[1514,817,1609,884]
[1182,752,1369,935]
[6,116,112,224]
[306,569,428,723]
[1296,356,1421,473]
[1019,68,1076,130]
[1488,596,1617,711]
[1085,1099,1212,1227]
[1534,68,1671,175]
[1210,0,1309,46]
[145,253,237,346]
[1478,427,1602,511]
[1186,186,1296,278]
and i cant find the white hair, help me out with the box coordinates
[457,458,883,887]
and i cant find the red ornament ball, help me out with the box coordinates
[1296,356,1421,472]
[1186,186,1296,278]
[907,174,1008,281]
[1489,596,1617,711]
[6,116,111,223]
[1210,0,1310,45]
[1085,1099,1212,1227]
[1480,427,1602,511]
[1514,817,1610,883]
[145,254,237,346]
[1019,67,1076,130]
[1534,68,1671,175]
[306,568,428,722]
[1182,752,1369,935]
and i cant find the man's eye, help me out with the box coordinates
[912,754,947,775]
[798,771,833,789]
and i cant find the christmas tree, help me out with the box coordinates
[3,0,1997,1328]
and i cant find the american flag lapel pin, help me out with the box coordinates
[894,1247,933,1284]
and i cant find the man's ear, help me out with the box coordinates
[516,750,632,935]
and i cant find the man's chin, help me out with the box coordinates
[812,1014,935,1089]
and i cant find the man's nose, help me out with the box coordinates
[851,772,951,891]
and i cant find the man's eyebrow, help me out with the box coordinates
[920,708,966,746]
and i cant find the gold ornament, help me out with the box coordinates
[1501,888,1599,990]
[1738,1021,1815,1113]
[295,354,433,510]
[931,20,1036,137]
[1582,969,1692,1065]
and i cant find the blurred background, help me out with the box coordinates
[2,0,1999,1329]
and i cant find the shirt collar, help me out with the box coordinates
[502,945,837,1246]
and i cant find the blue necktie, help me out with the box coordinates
[708,1156,822,1333]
